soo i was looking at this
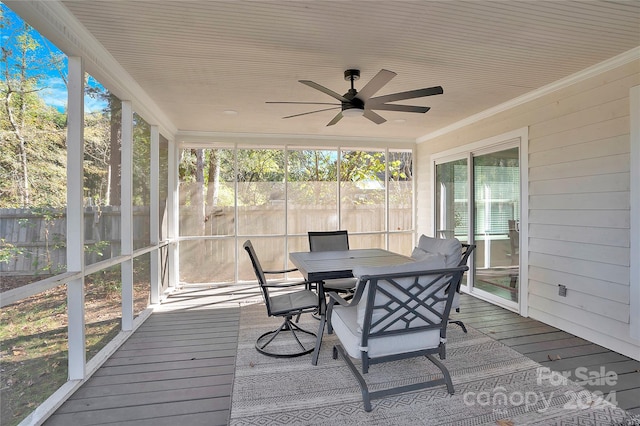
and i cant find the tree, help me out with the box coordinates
[83,110,111,204]
[107,94,121,205]
[84,84,121,206]
[1,11,67,208]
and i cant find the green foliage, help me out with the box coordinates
[178,147,413,208]
[18,207,66,274]
[132,113,151,206]
[340,150,385,182]
[1,9,67,208]
[287,150,337,182]
[83,111,111,205]
[0,238,23,264]
[85,240,110,258]
[0,8,120,209]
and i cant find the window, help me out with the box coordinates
[177,145,414,285]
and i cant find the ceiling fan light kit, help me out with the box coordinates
[342,107,365,117]
[267,69,443,126]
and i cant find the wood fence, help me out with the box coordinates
[1,204,411,277]
[0,207,150,275]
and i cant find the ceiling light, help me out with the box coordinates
[223,110,238,115]
[342,107,364,118]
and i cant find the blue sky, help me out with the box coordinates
[2,3,107,113]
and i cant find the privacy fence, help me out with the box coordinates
[0,207,151,275]
[2,205,412,277]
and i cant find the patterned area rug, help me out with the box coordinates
[231,303,637,425]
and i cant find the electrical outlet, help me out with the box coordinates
[558,284,567,297]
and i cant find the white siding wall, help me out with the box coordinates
[416,60,640,361]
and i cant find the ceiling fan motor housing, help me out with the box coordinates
[344,69,361,81]
[342,95,364,112]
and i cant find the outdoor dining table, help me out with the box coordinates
[289,248,414,282]
[290,248,415,365]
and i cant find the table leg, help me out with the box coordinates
[311,312,325,366]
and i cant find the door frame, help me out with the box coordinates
[431,127,529,316]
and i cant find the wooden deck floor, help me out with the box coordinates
[453,296,640,417]
[44,286,640,425]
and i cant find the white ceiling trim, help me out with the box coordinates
[177,131,415,149]
[6,0,178,137]
[417,46,640,144]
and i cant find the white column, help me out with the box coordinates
[385,148,389,250]
[121,101,134,331]
[150,125,160,304]
[66,56,86,380]
[630,86,639,341]
[167,139,179,289]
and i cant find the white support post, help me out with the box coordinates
[121,101,134,331]
[167,139,179,289]
[630,86,639,341]
[150,125,160,304]
[66,56,86,380]
[385,148,389,250]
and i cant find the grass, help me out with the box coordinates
[0,285,69,426]
[1,270,150,426]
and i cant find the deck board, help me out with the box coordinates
[526,343,611,363]
[44,301,239,425]
[45,398,230,426]
[452,295,640,411]
[44,287,640,424]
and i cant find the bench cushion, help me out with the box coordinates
[417,235,462,268]
[331,303,441,358]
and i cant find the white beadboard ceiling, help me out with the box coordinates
[52,1,640,141]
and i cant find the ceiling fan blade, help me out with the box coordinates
[371,104,431,113]
[355,69,396,101]
[368,86,443,105]
[363,110,386,125]
[299,80,349,102]
[326,112,343,126]
[282,107,341,119]
[266,101,339,105]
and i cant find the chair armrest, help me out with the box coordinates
[262,280,313,289]
[263,267,299,275]
[327,278,365,308]
[327,291,351,307]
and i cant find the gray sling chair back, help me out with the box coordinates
[243,240,320,358]
[307,230,358,295]
[320,256,468,412]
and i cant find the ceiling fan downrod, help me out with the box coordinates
[342,69,363,113]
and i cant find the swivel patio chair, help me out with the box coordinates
[243,240,320,358]
[325,256,467,411]
[307,230,358,295]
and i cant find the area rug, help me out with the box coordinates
[230,303,637,426]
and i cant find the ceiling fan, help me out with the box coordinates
[267,69,443,126]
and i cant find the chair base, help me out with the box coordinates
[333,344,454,412]
[449,320,468,333]
[255,316,317,358]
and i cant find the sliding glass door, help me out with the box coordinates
[435,158,470,286]
[473,147,520,304]
[435,144,520,310]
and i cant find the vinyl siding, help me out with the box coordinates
[416,59,640,361]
